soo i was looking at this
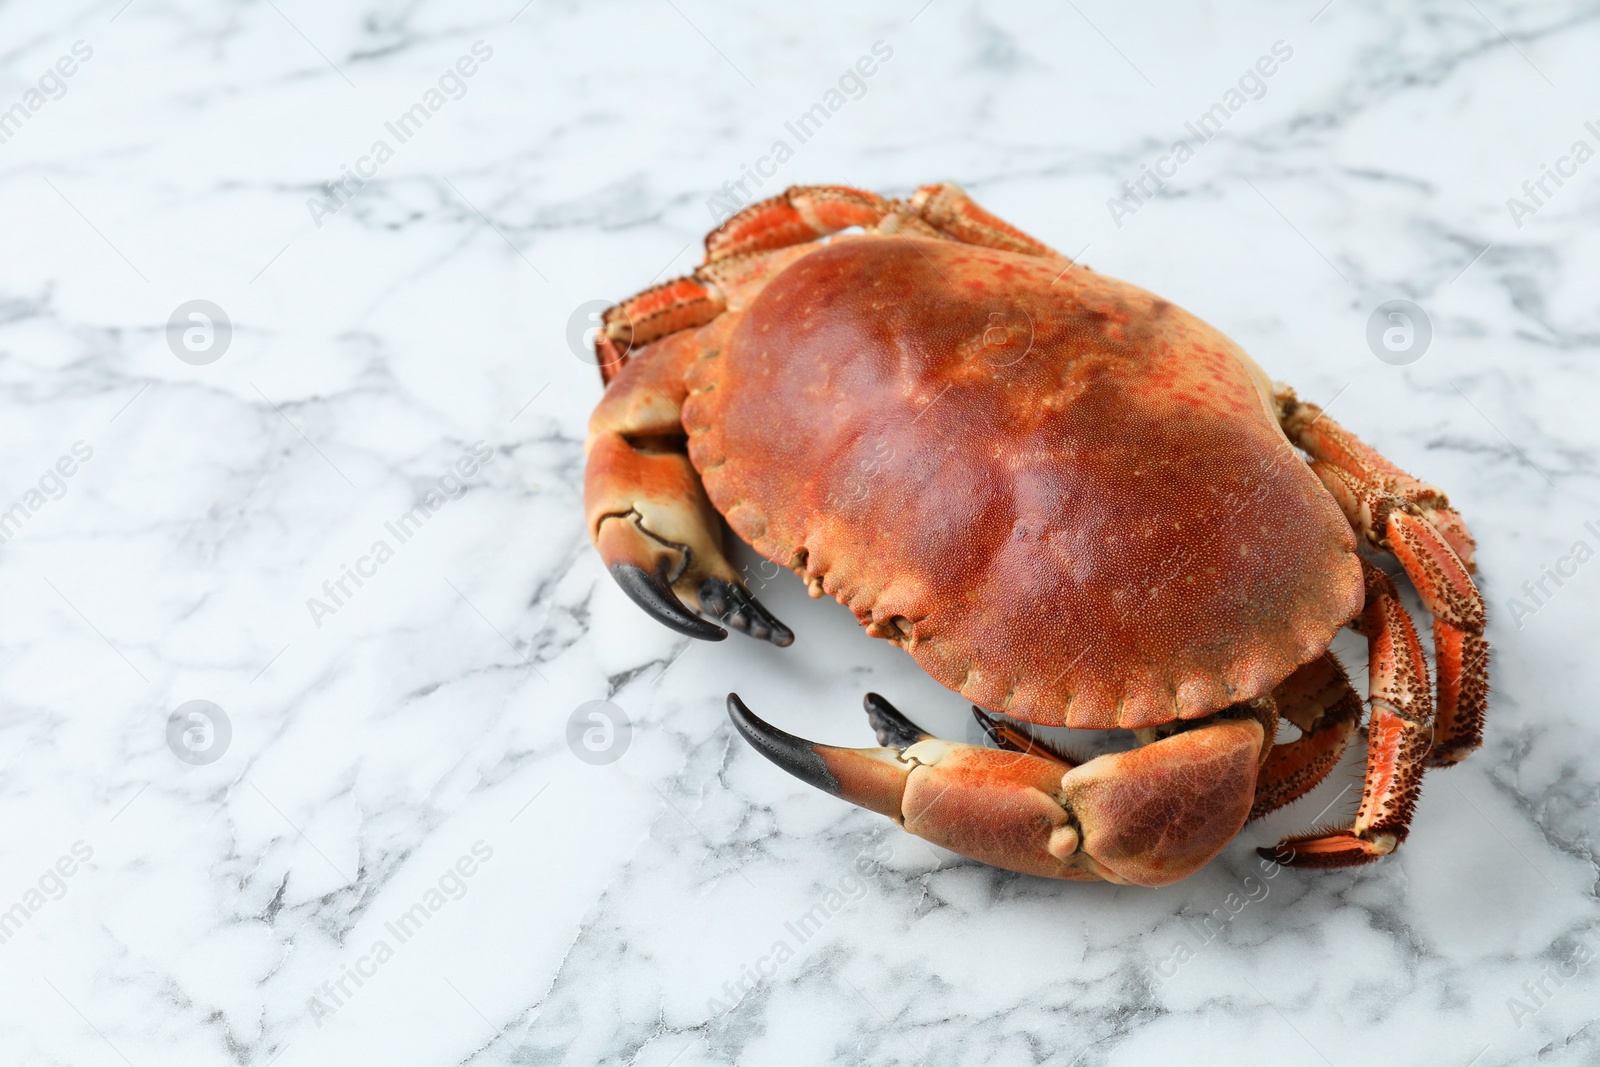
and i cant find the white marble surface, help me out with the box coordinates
[2,1,1598,1064]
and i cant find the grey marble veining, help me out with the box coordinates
[0,1,1597,1064]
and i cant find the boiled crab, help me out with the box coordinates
[582,183,1488,885]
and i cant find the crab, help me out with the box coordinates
[582,182,1488,886]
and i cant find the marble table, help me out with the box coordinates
[3,1,1597,1064]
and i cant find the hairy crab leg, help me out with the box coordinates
[597,188,887,383]
[1278,389,1488,767]
[585,330,792,645]
[729,692,1266,886]
[971,707,1082,765]
[596,276,725,385]
[704,185,893,263]
[905,183,1062,258]
[1261,562,1434,867]
[1387,511,1488,765]
[1249,653,1362,820]
[1278,390,1478,568]
[599,183,1064,384]
[702,182,1066,267]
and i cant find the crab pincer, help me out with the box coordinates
[585,329,791,646]
[729,693,1267,887]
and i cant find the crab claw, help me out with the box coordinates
[864,692,931,748]
[607,557,727,642]
[698,577,794,646]
[728,693,1265,886]
[586,397,791,645]
[601,518,726,643]
[592,508,792,645]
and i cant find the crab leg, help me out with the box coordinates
[971,707,1082,765]
[1250,653,1362,819]
[1279,391,1478,568]
[729,693,1267,886]
[1278,390,1488,767]
[905,183,1062,258]
[704,185,893,263]
[597,188,891,383]
[596,275,725,385]
[704,182,1062,267]
[599,183,1064,383]
[585,330,792,645]
[1261,562,1434,867]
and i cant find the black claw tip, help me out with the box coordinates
[863,692,929,749]
[1256,846,1293,864]
[611,563,727,641]
[971,707,1008,749]
[727,693,839,795]
[699,577,794,647]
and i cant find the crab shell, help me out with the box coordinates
[681,235,1364,729]
[586,183,1487,882]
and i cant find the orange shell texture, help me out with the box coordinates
[682,237,1363,730]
